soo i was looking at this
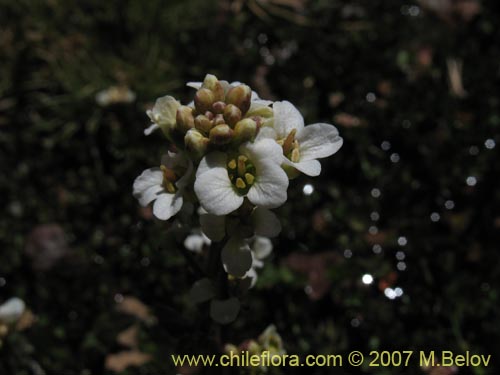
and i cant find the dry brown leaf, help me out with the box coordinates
[116,296,156,324]
[117,324,139,349]
[105,350,151,372]
[446,58,467,98]
[334,113,366,128]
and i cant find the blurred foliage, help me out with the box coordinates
[1,0,499,374]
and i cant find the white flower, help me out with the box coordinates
[264,101,343,176]
[0,298,25,324]
[245,236,273,288]
[133,152,192,220]
[183,229,211,253]
[194,138,289,216]
[144,95,180,136]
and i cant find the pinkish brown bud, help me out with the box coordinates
[195,114,214,134]
[214,113,225,125]
[226,84,251,114]
[202,74,225,102]
[234,118,257,142]
[223,104,242,128]
[194,88,215,114]
[209,124,234,145]
[176,106,194,133]
[212,101,226,114]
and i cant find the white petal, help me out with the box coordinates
[241,138,284,165]
[244,268,258,289]
[296,123,343,161]
[247,160,289,208]
[144,123,159,136]
[282,158,322,177]
[184,231,210,253]
[194,155,244,215]
[152,192,183,220]
[186,81,202,89]
[189,278,216,304]
[138,185,164,206]
[252,236,273,260]
[252,208,281,238]
[133,168,163,206]
[255,126,277,142]
[273,101,304,138]
[200,213,226,242]
[210,298,240,325]
[221,236,253,277]
[0,298,25,324]
[196,151,226,178]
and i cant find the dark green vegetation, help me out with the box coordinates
[1,0,499,374]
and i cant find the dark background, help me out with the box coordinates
[1,0,499,374]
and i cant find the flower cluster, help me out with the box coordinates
[133,75,342,323]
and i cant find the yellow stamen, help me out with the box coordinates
[235,177,246,189]
[160,165,177,182]
[244,173,255,185]
[291,148,300,163]
[283,129,297,156]
[227,159,237,169]
[237,155,247,176]
[165,181,176,194]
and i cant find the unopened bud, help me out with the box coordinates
[209,124,234,145]
[146,95,180,136]
[246,105,273,118]
[226,85,251,114]
[223,104,242,127]
[202,74,225,102]
[212,101,226,114]
[234,118,257,142]
[194,88,215,113]
[194,114,213,134]
[214,113,226,125]
[185,129,209,155]
[176,106,194,133]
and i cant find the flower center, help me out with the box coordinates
[227,155,256,194]
[161,165,178,193]
[277,129,300,162]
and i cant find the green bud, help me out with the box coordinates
[176,105,194,133]
[194,88,215,114]
[202,74,225,102]
[194,114,213,134]
[209,124,234,145]
[185,129,209,156]
[147,95,181,136]
[212,101,226,114]
[226,85,251,114]
[234,118,257,142]
[246,105,273,118]
[223,104,242,127]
